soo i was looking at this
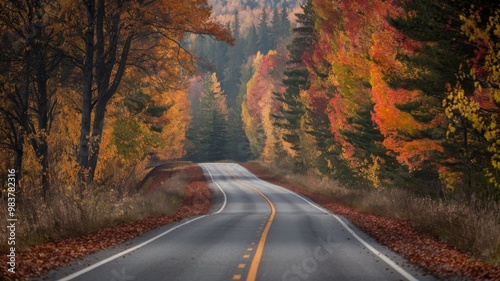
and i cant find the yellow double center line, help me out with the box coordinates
[220,165,276,281]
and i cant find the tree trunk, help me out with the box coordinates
[88,102,106,182]
[462,118,472,199]
[14,55,32,198]
[78,0,95,187]
[34,20,50,199]
[87,33,133,182]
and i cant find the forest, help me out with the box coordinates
[0,0,232,196]
[187,0,500,200]
[0,0,499,274]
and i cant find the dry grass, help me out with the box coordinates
[0,167,188,253]
[254,162,500,265]
[124,170,186,218]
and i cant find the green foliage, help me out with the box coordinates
[443,5,500,200]
[188,2,293,162]
[243,25,259,58]
[387,0,474,108]
[186,73,229,162]
[112,118,144,159]
[273,0,315,166]
[257,8,272,54]
[146,106,169,118]
[386,0,475,192]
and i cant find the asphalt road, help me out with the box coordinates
[41,163,435,281]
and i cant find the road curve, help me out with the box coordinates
[41,163,435,281]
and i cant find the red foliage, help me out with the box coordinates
[369,13,447,171]
[307,0,449,173]
[246,51,287,123]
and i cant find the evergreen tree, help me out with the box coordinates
[388,0,474,97]
[388,0,482,190]
[280,2,291,39]
[186,73,228,162]
[273,0,315,164]
[257,8,271,54]
[214,27,230,85]
[270,7,281,49]
[223,12,253,161]
[341,102,408,187]
[226,106,253,161]
[306,107,352,179]
[270,1,291,48]
[243,24,259,58]
[223,12,244,107]
[246,0,258,9]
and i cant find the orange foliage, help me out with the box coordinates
[312,0,376,171]
[307,0,449,180]
[368,6,446,172]
[0,0,228,195]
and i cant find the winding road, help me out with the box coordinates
[42,163,434,281]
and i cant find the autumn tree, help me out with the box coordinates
[0,0,233,201]
[109,71,190,165]
[242,50,290,163]
[387,0,493,192]
[444,3,500,199]
[241,55,265,157]
[61,0,234,184]
[0,0,63,198]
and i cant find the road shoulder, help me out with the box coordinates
[241,162,500,280]
[1,164,212,281]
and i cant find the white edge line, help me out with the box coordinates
[201,163,227,214]
[56,163,228,281]
[56,216,207,281]
[236,164,419,281]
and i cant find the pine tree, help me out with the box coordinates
[273,0,315,164]
[223,12,244,107]
[388,0,480,189]
[243,24,259,58]
[280,2,291,39]
[269,4,291,49]
[257,8,271,54]
[306,106,354,181]
[186,73,228,162]
[226,106,252,161]
[270,7,281,49]
[388,0,474,96]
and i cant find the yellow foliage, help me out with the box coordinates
[359,155,384,189]
[438,166,461,190]
[444,7,500,189]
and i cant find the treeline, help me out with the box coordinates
[241,0,500,199]
[0,0,232,198]
[186,1,293,161]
